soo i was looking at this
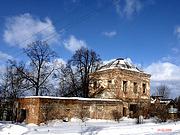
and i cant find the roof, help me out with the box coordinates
[98,58,143,73]
[151,97,175,105]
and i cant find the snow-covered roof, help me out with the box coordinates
[160,100,171,104]
[98,58,142,73]
[150,98,156,104]
[21,96,121,102]
[150,97,173,105]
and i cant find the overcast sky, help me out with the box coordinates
[0,0,180,97]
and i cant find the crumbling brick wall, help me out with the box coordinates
[89,69,151,101]
[89,68,151,117]
[16,98,40,124]
[16,97,123,124]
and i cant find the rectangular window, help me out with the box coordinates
[123,81,127,93]
[108,80,112,83]
[133,82,138,93]
[108,80,112,88]
[142,83,146,94]
[93,81,97,89]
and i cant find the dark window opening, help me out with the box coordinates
[108,80,112,83]
[93,81,97,89]
[142,83,146,94]
[108,80,112,88]
[123,81,127,93]
[133,82,138,93]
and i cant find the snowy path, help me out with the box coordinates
[0,118,180,135]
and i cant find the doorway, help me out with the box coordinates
[18,109,26,122]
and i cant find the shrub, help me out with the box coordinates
[156,105,168,122]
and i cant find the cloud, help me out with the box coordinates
[113,0,143,18]
[145,62,180,97]
[53,58,66,68]
[145,62,180,81]
[63,35,87,52]
[3,13,59,48]
[102,31,117,37]
[0,51,13,61]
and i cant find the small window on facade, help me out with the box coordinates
[65,108,70,112]
[133,82,138,93]
[108,80,112,83]
[93,81,97,89]
[108,80,112,88]
[123,81,127,93]
[142,83,146,94]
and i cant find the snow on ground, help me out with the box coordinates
[0,118,180,135]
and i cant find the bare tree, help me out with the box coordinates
[57,64,80,97]
[13,41,56,96]
[0,61,26,121]
[155,84,170,99]
[147,100,169,122]
[61,47,101,97]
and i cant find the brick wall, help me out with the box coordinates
[16,98,40,124]
[89,68,151,101]
[16,97,123,124]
